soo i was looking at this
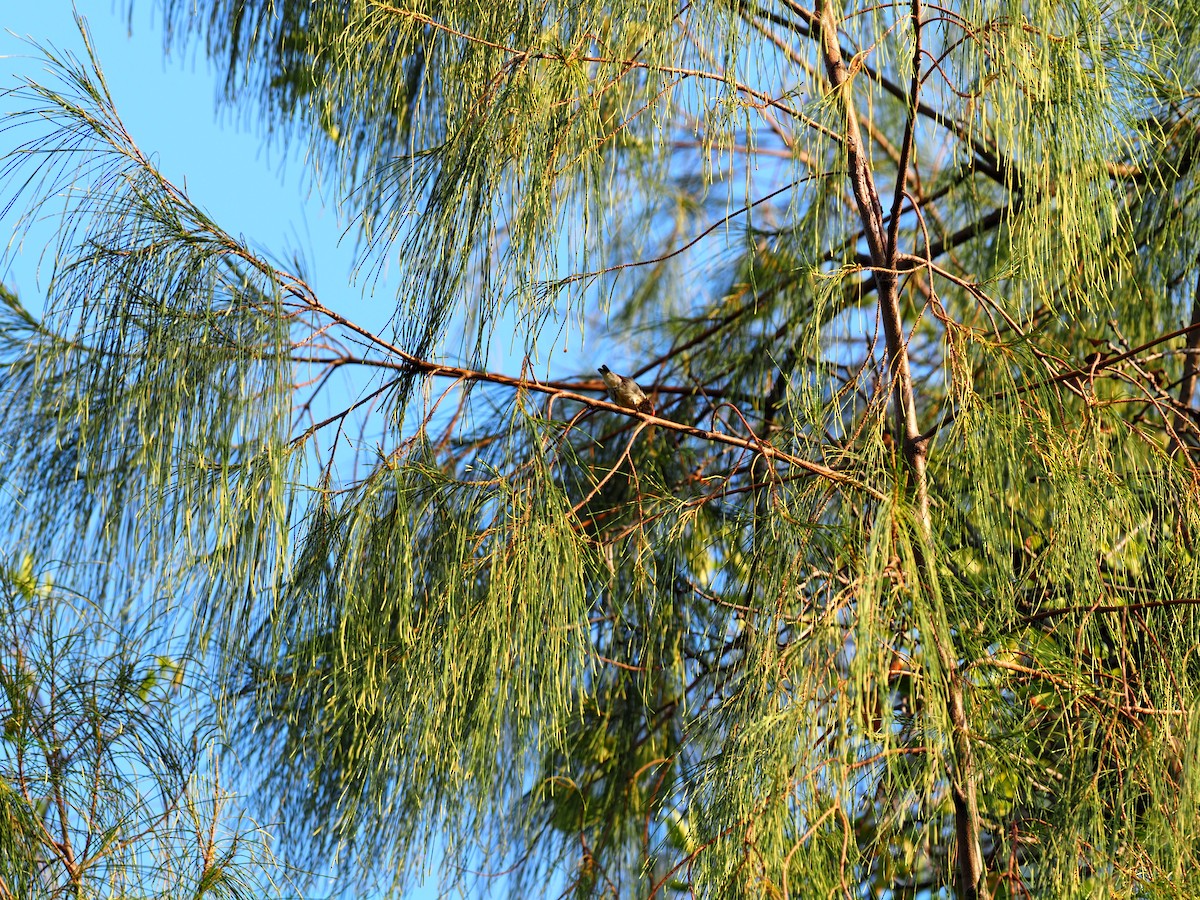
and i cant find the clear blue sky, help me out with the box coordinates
[1,2,373,314]
[2,3,608,369]
[1,6,448,896]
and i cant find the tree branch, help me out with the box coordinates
[280,280,883,498]
[819,2,987,895]
[1172,261,1200,457]
[886,0,922,263]
[1022,596,1200,624]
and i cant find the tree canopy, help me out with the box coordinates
[4,0,1200,897]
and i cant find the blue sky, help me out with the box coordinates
[0,5,450,896]
[1,3,634,375]
[1,2,373,314]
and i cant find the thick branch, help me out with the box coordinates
[819,3,886,263]
[1172,262,1200,457]
[770,0,1022,195]
[283,283,883,499]
[1021,596,1200,624]
[818,3,987,896]
[818,0,922,501]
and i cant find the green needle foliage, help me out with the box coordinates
[0,553,284,899]
[4,0,1200,897]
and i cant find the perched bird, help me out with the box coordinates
[598,364,653,414]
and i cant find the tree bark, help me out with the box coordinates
[1171,262,1200,456]
[818,2,988,896]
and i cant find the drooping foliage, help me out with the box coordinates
[0,552,284,898]
[4,0,1200,896]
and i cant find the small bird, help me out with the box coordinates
[598,364,653,414]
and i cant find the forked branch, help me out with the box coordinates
[818,1,987,896]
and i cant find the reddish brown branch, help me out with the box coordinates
[278,282,882,498]
[886,0,923,263]
[1021,596,1200,624]
[1172,263,1200,457]
[818,2,986,896]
